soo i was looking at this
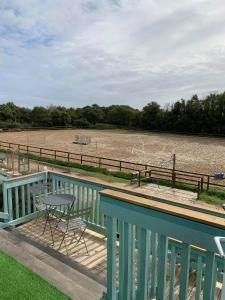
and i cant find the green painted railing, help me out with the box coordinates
[1,171,225,299]
[100,190,225,300]
[48,172,106,233]
[1,172,47,225]
[0,171,107,233]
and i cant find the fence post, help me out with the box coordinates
[201,177,204,191]
[68,152,70,162]
[172,154,176,188]
[81,154,83,164]
[99,158,101,168]
[172,172,176,188]
[119,161,122,172]
[27,145,29,153]
[207,176,210,190]
[40,148,42,157]
[54,150,56,160]
[197,180,200,200]
[138,171,141,187]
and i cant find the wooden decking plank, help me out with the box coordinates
[16,219,222,299]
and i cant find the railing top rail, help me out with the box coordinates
[100,189,225,230]
[36,170,225,218]
[6,171,46,183]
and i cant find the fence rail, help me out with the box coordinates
[0,140,224,191]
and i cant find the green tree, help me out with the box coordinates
[141,102,163,130]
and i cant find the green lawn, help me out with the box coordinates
[0,250,71,300]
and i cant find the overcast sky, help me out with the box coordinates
[0,0,225,109]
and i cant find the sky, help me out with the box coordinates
[0,0,225,109]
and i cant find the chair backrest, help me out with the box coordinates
[66,205,91,220]
[30,182,48,197]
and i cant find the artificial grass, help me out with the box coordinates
[0,250,71,300]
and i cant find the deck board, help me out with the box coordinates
[16,218,222,299]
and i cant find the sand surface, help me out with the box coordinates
[0,129,224,174]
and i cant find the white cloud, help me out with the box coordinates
[0,0,225,108]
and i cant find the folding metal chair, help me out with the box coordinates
[57,206,91,256]
[30,182,55,240]
[30,182,49,219]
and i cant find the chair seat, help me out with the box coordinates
[58,218,86,233]
[35,203,46,211]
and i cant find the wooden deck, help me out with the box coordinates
[16,218,222,299]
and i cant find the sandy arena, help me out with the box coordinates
[0,129,224,175]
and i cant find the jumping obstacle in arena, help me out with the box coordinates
[73,135,91,145]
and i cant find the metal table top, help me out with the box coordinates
[43,194,76,206]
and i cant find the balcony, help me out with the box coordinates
[0,170,225,299]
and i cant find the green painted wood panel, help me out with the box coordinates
[169,245,176,300]
[179,243,191,300]
[15,187,19,219]
[157,234,168,300]
[137,227,150,300]
[106,216,117,300]
[203,251,216,300]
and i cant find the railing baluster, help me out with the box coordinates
[169,245,176,300]
[94,190,97,224]
[3,183,8,221]
[15,187,19,219]
[91,189,95,223]
[137,227,150,300]
[179,243,191,300]
[150,231,158,297]
[27,184,31,214]
[56,180,59,193]
[77,185,81,213]
[83,187,86,220]
[106,216,117,300]
[195,255,203,300]
[52,178,56,194]
[8,188,13,221]
[64,182,68,194]
[81,186,84,219]
[122,223,135,300]
[211,259,217,299]
[60,180,63,193]
[96,193,100,225]
[157,234,168,300]
[87,188,90,222]
[21,185,25,216]
[203,251,216,300]
[119,221,125,300]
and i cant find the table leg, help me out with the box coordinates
[42,205,55,245]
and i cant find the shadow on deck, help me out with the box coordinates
[15,218,107,285]
[14,218,222,300]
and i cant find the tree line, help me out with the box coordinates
[1,91,225,135]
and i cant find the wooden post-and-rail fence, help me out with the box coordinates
[0,140,224,192]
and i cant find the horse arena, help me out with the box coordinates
[1,129,225,174]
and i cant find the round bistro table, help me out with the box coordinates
[43,194,75,206]
[42,194,76,244]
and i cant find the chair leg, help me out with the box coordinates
[58,232,67,253]
[82,236,89,255]
[70,227,89,255]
